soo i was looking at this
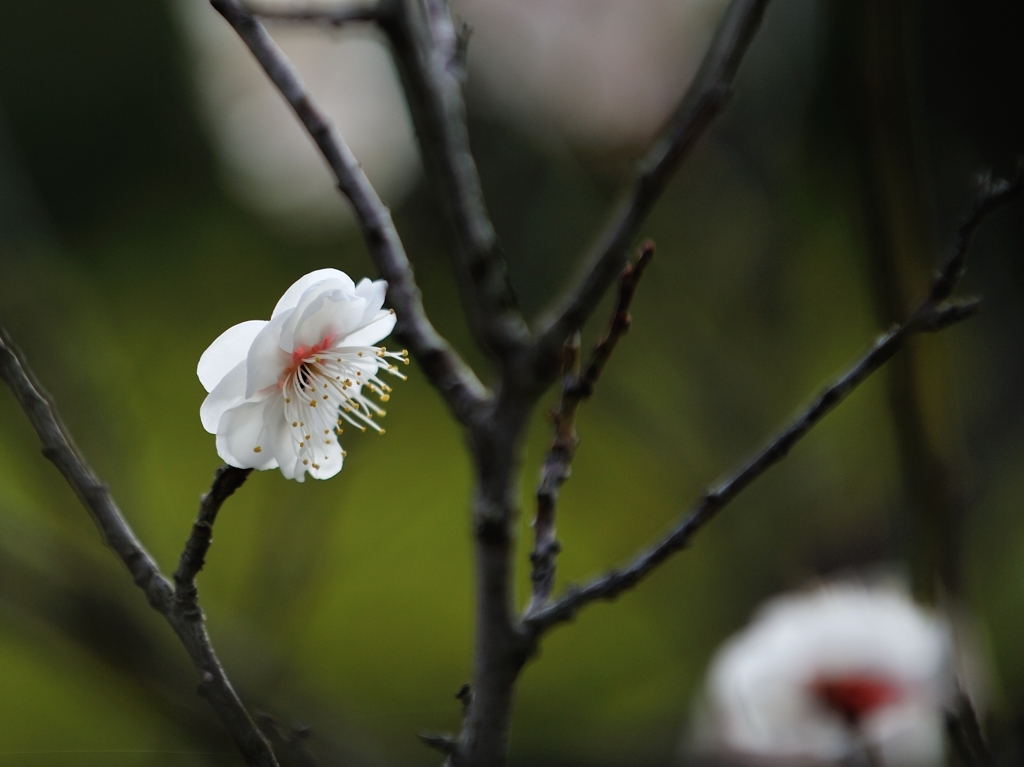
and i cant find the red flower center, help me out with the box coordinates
[810,674,902,725]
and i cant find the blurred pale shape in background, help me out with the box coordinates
[455,0,730,149]
[174,0,729,230]
[174,0,421,232]
[695,583,955,766]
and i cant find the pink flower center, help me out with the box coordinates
[278,336,336,388]
[810,674,902,725]
[290,336,335,367]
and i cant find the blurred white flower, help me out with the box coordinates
[454,0,731,149]
[198,269,407,481]
[698,583,955,766]
[173,0,420,233]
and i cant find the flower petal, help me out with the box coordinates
[284,290,367,352]
[215,399,279,470]
[340,309,397,348]
[272,269,356,318]
[353,277,388,325]
[197,320,268,392]
[264,396,302,480]
[200,360,248,433]
[306,436,344,481]
[245,311,292,398]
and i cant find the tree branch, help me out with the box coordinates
[533,0,770,365]
[174,465,253,618]
[524,169,1020,635]
[0,326,279,767]
[246,2,380,26]
[377,0,529,357]
[244,0,527,358]
[212,0,487,425]
[526,242,654,616]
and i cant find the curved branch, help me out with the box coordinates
[533,0,771,363]
[0,327,279,767]
[525,168,1020,635]
[174,465,253,617]
[213,0,487,425]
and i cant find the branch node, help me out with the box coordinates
[419,733,458,755]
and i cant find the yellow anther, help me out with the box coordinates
[360,427,366,433]
[356,372,362,377]
[253,446,262,453]
[303,459,309,465]
[358,352,363,357]
[323,394,328,400]
[312,463,320,469]
[379,429,386,435]
[380,394,390,402]
[342,450,347,457]
[305,435,311,440]
[326,439,332,444]
[402,349,408,356]
[285,397,291,403]
[299,442,304,447]
[292,421,298,427]
[310,400,317,407]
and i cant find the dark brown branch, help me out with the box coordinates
[0,327,278,767]
[174,465,253,618]
[212,0,487,425]
[247,2,380,26]
[377,0,529,357]
[524,170,1020,636]
[534,0,770,363]
[526,242,654,615]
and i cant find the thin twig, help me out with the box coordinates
[533,0,770,366]
[174,465,253,618]
[0,327,278,767]
[247,2,380,26]
[524,170,1020,636]
[526,242,654,615]
[211,0,487,426]
[378,0,529,357]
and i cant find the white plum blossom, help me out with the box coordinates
[698,583,955,766]
[198,269,407,481]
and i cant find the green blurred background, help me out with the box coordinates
[0,0,1022,765]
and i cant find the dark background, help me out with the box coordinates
[0,0,1022,764]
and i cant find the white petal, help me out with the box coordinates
[264,397,301,480]
[284,291,367,352]
[200,360,248,434]
[307,437,344,481]
[340,309,397,348]
[353,277,388,325]
[245,311,292,398]
[197,320,268,392]
[215,400,279,470]
[272,269,355,318]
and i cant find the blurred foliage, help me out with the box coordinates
[0,0,1022,766]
